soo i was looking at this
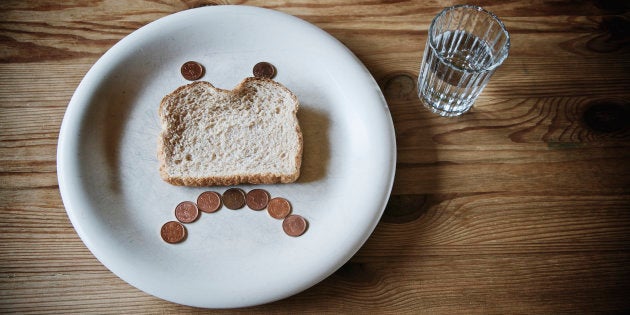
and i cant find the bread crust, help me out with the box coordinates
[157,77,302,186]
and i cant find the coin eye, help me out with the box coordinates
[180,61,205,81]
[253,62,276,79]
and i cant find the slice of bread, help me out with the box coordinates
[157,77,302,186]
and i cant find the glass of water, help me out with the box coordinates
[417,5,510,117]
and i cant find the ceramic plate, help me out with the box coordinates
[57,5,395,308]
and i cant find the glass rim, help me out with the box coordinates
[428,4,511,73]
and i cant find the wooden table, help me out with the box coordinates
[1,1,629,313]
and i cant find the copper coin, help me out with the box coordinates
[222,188,246,210]
[246,189,270,211]
[174,201,199,223]
[282,214,308,237]
[181,61,204,81]
[161,221,187,244]
[197,191,222,213]
[253,62,276,79]
[267,197,292,219]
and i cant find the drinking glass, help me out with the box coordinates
[417,5,510,117]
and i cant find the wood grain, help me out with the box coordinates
[1,0,629,313]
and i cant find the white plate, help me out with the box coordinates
[57,5,395,308]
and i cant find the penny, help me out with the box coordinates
[222,188,246,210]
[267,197,292,219]
[253,61,276,79]
[174,201,199,223]
[160,221,187,244]
[246,189,270,211]
[282,214,308,237]
[181,61,204,81]
[197,191,222,213]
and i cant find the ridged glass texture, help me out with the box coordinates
[417,5,510,116]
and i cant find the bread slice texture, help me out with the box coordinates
[157,77,302,186]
